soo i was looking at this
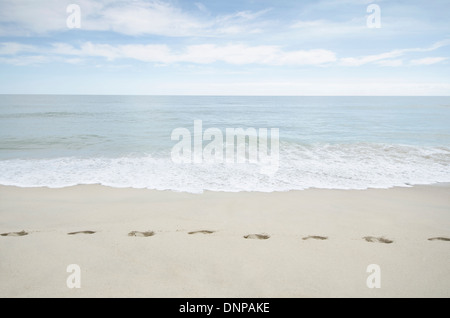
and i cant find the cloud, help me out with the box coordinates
[340,50,405,66]
[3,39,448,68]
[195,2,209,14]
[0,0,270,37]
[84,1,206,36]
[376,59,403,67]
[219,9,271,22]
[0,42,36,55]
[0,55,49,66]
[178,44,335,65]
[290,18,367,37]
[2,38,448,69]
[0,41,337,66]
[340,40,450,66]
[213,9,271,35]
[291,20,326,28]
[312,0,380,7]
[0,0,68,35]
[410,57,448,65]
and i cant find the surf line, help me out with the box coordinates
[171,120,280,175]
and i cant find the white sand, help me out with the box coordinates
[0,185,449,298]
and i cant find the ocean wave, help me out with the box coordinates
[0,143,449,193]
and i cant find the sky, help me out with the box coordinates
[0,0,449,95]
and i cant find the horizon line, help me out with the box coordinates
[1,94,449,97]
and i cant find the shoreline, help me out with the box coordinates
[1,184,449,297]
[1,181,450,193]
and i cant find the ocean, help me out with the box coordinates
[0,95,449,193]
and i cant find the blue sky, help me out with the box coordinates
[0,0,449,95]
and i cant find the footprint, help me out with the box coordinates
[303,235,328,241]
[1,231,28,237]
[363,236,393,244]
[244,234,270,240]
[68,231,96,235]
[188,230,215,235]
[428,237,450,242]
[128,231,155,237]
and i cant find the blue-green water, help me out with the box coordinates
[0,95,449,192]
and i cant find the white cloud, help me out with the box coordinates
[1,38,448,70]
[0,42,337,66]
[376,59,404,67]
[410,57,448,65]
[291,20,326,28]
[182,44,275,65]
[290,18,367,37]
[0,55,49,66]
[313,0,379,6]
[341,50,404,66]
[277,49,336,66]
[0,0,270,37]
[340,40,450,66]
[0,0,67,35]
[219,9,271,22]
[85,1,206,36]
[86,43,336,66]
[194,2,209,14]
[117,44,174,63]
[0,42,36,55]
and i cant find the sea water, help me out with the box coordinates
[0,95,449,193]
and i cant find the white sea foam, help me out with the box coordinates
[0,143,449,193]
